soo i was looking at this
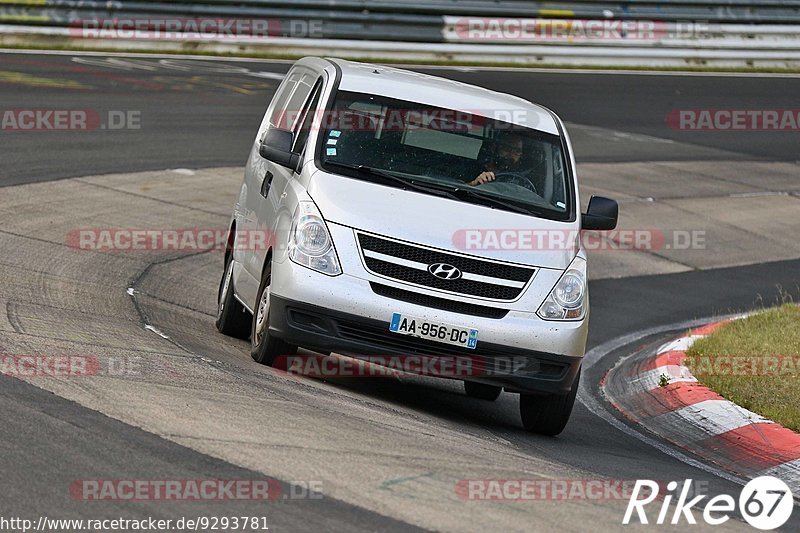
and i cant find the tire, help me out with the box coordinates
[519,372,580,436]
[215,253,251,339]
[251,261,297,366]
[464,381,502,401]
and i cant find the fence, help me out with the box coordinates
[2,1,800,67]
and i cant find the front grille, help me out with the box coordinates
[358,233,531,281]
[357,233,535,301]
[370,283,509,319]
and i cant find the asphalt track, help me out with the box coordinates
[2,52,800,187]
[1,51,799,531]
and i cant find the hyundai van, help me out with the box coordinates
[216,57,618,435]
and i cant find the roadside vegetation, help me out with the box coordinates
[686,304,800,432]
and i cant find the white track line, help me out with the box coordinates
[656,335,704,354]
[635,366,697,389]
[652,399,771,439]
[761,459,800,489]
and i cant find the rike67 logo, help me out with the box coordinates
[624,477,794,529]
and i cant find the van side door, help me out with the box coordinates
[236,67,303,306]
[254,75,325,276]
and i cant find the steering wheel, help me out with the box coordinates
[493,171,538,195]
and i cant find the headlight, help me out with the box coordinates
[288,202,341,276]
[537,256,586,321]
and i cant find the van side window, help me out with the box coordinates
[255,70,300,142]
[281,73,316,132]
[256,67,318,142]
[292,78,324,154]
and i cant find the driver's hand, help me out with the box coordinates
[468,171,495,186]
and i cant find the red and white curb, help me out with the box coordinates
[603,319,800,494]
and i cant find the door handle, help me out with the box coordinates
[260,170,274,198]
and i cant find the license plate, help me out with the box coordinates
[389,313,478,349]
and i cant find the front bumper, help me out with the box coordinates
[269,294,582,395]
[271,248,588,357]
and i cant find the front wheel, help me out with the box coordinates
[251,262,297,366]
[215,254,251,339]
[519,372,580,436]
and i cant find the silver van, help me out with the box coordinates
[216,57,618,435]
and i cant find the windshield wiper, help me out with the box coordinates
[324,161,542,216]
[433,184,539,216]
[324,162,456,199]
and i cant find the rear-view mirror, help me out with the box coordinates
[259,128,300,170]
[582,196,619,231]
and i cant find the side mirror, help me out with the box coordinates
[259,128,300,170]
[582,196,618,231]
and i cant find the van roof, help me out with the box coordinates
[326,58,560,135]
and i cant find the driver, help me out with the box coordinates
[467,133,526,187]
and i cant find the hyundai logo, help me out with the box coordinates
[428,263,462,280]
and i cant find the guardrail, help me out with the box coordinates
[3,1,800,33]
[0,1,446,42]
[1,1,800,68]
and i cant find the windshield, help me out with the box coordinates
[317,91,572,220]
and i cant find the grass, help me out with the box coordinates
[685,304,800,432]
[4,42,800,74]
